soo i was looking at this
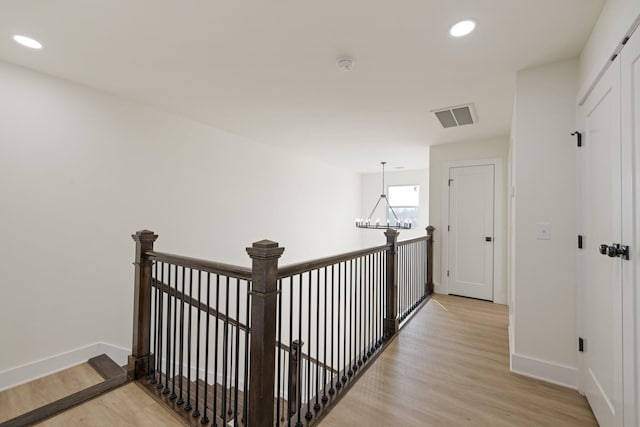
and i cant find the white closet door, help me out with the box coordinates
[580,57,623,427]
[447,164,494,301]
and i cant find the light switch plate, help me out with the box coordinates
[536,222,551,240]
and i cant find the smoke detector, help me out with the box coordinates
[336,57,354,72]
[432,103,477,128]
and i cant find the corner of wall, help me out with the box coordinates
[510,352,578,390]
[0,342,130,392]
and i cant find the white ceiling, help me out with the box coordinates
[0,1,604,173]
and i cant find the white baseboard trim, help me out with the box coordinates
[0,342,131,392]
[433,282,446,294]
[510,352,578,390]
[508,325,514,357]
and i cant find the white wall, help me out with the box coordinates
[428,137,509,301]
[579,0,640,100]
[359,169,429,248]
[510,58,579,387]
[0,60,361,385]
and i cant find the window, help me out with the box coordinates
[388,185,419,226]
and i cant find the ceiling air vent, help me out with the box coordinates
[432,104,477,128]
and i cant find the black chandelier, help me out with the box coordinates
[355,161,412,230]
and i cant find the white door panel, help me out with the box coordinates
[621,30,640,427]
[581,58,623,427]
[448,165,494,301]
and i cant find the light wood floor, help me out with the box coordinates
[0,363,103,423]
[1,295,597,426]
[319,294,598,427]
[36,383,184,426]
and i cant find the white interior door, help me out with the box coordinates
[621,29,640,427]
[580,58,623,427]
[447,164,494,301]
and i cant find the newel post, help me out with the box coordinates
[247,240,284,427]
[384,229,399,338]
[128,229,158,380]
[426,226,435,295]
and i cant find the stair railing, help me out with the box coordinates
[128,227,434,427]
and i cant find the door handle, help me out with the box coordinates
[599,243,630,260]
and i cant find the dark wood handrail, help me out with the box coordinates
[276,341,338,374]
[397,235,429,246]
[277,243,390,278]
[151,278,250,333]
[147,250,252,280]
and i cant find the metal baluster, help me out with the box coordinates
[276,279,283,426]
[412,244,415,309]
[177,266,186,406]
[212,275,220,427]
[371,254,375,354]
[399,246,403,320]
[242,280,250,426]
[372,254,377,348]
[185,269,193,412]
[221,276,230,422]
[201,273,211,424]
[348,259,354,378]
[146,261,155,379]
[358,255,365,367]
[314,269,321,412]
[296,274,303,427]
[405,245,409,315]
[233,279,241,426]
[322,267,328,404]
[193,271,202,418]
[160,262,166,388]
[228,311,234,420]
[328,264,335,397]
[371,254,376,348]
[404,246,408,318]
[425,240,428,297]
[335,263,342,391]
[416,243,419,304]
[287,276,294,421]
[170,265,179,400]
[342,262,348,385]
[413,243,417,309]
[305,271,312,421]
[163,263,172,395]
[150,261,158,384]
[380,250,385,345]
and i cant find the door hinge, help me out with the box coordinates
[448,178,454,186]
[571,131,582,147]
[578,337,584,352]
[447,270,450,277]
[578,235,583,249]
[448,225,450,231]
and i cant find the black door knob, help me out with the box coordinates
[600,243,630,260]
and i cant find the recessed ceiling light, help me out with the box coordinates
[449,19,477,37]
[13,35,43,49]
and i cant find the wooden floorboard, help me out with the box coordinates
[35,383,185,426]
[0,363,103,423]
[2,374,128,427]
[318,294,598,427]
